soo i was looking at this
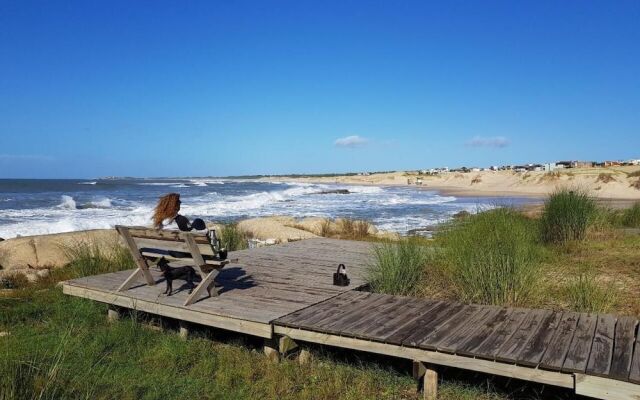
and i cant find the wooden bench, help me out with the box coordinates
[115,225,230,306]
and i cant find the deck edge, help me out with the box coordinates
[63,283,273,338]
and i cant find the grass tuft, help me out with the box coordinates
[367,238,430,296]
[621,202,640,228]
[218,223,249,251]
[566,271,617,313]
[437,208,541,306]
[539,188,598,244]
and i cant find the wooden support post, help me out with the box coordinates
[278,336,299,355]
[298,349,312,365]
[414,361,438,400]
[423,365,438,400]
[263,338,280,363]
[107,306,120,322]
[179,321,189,340]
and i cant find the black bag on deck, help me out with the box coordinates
[333,264,350,286]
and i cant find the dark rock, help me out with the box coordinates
[317,189,351,195]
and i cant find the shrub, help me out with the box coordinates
[367,238,430,296]
[319,219,333,237]
[627,170,640,178]
[539,188,598,244]
[566,272,617,313]
[438,208,541,306]
[621,202,640,228]
[631,179,640,190]
[218,223,248,251]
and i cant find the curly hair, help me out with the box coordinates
[152,193,181,229]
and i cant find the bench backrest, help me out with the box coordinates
[116,225,217,265]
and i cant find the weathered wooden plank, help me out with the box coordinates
[381,301,446,345]
[575,373,640,399]
[460,308,528,359]
[562,313,598,373]
[276,292,365,326]
[435,306,503,354]
[609,316,638,381]
[341,297,415,339]
[416,305,482,350]
[319,295,399,335]
[401,302,467,347]
[586,314,617,377]
[369,299,440,340]
[512,311,561,366]
[539,312,579,371]
[288,292,373,328]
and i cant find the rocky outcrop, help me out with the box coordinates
[237,217,318,242]
[0,229,120,271]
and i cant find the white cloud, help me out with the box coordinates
[334,135,369,148]
[465,136,510,148]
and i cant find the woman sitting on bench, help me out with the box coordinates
[151,193,226,260]
[152,192,206,232]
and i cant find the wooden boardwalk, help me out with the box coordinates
[63,238,374,338]
[275,291,640,399]
[63,237,640,399]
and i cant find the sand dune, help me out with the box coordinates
[263,166,640,201]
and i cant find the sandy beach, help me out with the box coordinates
[262,166,640,204]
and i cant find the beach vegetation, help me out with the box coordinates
[596,173,616,183]
[627,170,640,178]
[565,270,617,313]
[367,238,430,296]
[539,188,598,244]
[436,208,541,306]
[621,202,640,227]
[218,223,249,251]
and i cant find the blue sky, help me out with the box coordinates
[1,1,638,178]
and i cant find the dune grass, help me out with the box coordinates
[539,188,598,244]
[621,202,640,228]
[565,270,617,313]
[367,238,430,296]
[218,223,249,251]
[436,208,542,306]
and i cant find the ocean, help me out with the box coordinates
[0,178,538,239]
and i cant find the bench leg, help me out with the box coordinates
[117,267,155,292]
[183,269,220,306]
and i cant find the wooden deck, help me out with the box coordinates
[63,237,640,399]
[63,238,374,338]
[275,291,640,399]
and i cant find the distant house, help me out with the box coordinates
[625,159,640,166]
[556,160,594,169]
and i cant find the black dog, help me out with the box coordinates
[157,257,196,296]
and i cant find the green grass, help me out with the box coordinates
[437,208,542,306]
[565,271,617,313]
[218,223,249,251]
[621,202,640,228]
[367,238,430,296]
[539,188,598,244]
